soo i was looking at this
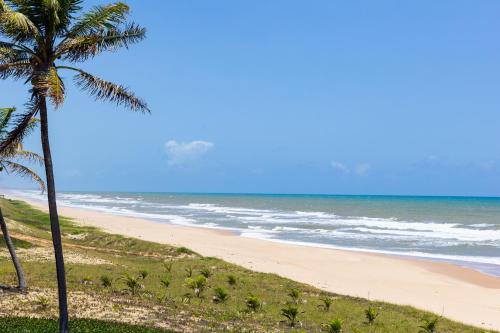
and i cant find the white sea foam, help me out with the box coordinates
[8,189,500,270]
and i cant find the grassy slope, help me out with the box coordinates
[0,198,495,333]
[0,317,173,333]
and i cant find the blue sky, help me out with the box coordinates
[2,0,500,196]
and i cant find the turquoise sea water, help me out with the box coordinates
[14,191,500,276]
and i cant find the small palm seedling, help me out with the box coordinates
[365,306,379,324]
[100,275,113,288]
[185,266,193,277]
[160,277,171,289]
[163,260,173,273]
[123,273,144,295]
[213,287,229,303]
[281,305,303,327]
[288,288,301,303]
[139,270,149,280]
[35,296,50,310]
[158,276,171,303]
[318,297,333,311]
[419,317,440,333]
[186,275,207,297]
[245,295,262,312]
[200,268,211,278]
[227,274,237,286]
[323,318,343,333]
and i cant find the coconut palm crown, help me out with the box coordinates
[0,1,148,142]
[0,2,148,332]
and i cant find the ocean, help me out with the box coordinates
[13,190,500,276]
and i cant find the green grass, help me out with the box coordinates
[0,317,173,333]
[0,197,496,333]
[0,235,34,249]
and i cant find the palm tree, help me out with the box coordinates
[0,2,148,331]
[0,106,45,290]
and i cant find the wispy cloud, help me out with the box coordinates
[331,161,350,173]
[354,163,371,176]
[165,140,214,165]
[331,161,371,176]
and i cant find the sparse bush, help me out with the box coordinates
[176,246,192,254]
[139,270,149,280]
[419,317,439,333]
[281,305,302,327]
[185,266,193,277]
[123,273,144,295]
[200,268,211,278]
[35,296,50,310]
[185,275,206,297]
[323,318,343,333]
[163,260,173,273]
[365,306,379,324]
[160,277,171,289]
[227,274,237,286]
[288,288,301,303]
[319,297,333,311]
[213,287,229,303]
[100,275,113,288]
[245,295,261,312]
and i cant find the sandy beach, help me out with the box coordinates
[6,193,500,331]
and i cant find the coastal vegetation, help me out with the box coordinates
[0,197,494,333]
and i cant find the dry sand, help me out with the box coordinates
[6,193,500,331]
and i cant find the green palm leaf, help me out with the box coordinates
[1,160,45,191]
[58,23,145,62]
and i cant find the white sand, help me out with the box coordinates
[6,193,500,331]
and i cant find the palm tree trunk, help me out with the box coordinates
[0,207,26,289]
[39,96,69,333]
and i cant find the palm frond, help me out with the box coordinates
[58,23,145,62]
[13,149,43,165]
[0,99,39,155]
[0,58,31,79]
[2,159,45,192]
[0,0,41,42]
[0,106,14,134]
[0,45,32,80]
[59,66,149,112]
[67,2,129,37]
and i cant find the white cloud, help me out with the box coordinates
[354,163,371,175]
[165,140,214,165]
[331,161,350,173]
[331,161,371,176]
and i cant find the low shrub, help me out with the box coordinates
[212,287,229,303]
[365,306,379,324]
[227,274,237,286]
[100,275,113,288]
[419,316,439,333]
[280,305,302,327]
[185,275,206,297]
[323,318,343,333]
[200,268,211,278]
[245,295,261,312]
[319,297,333,311]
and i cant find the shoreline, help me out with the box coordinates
[4,193,500,330]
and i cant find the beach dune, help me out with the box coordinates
[8,194,500,331]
